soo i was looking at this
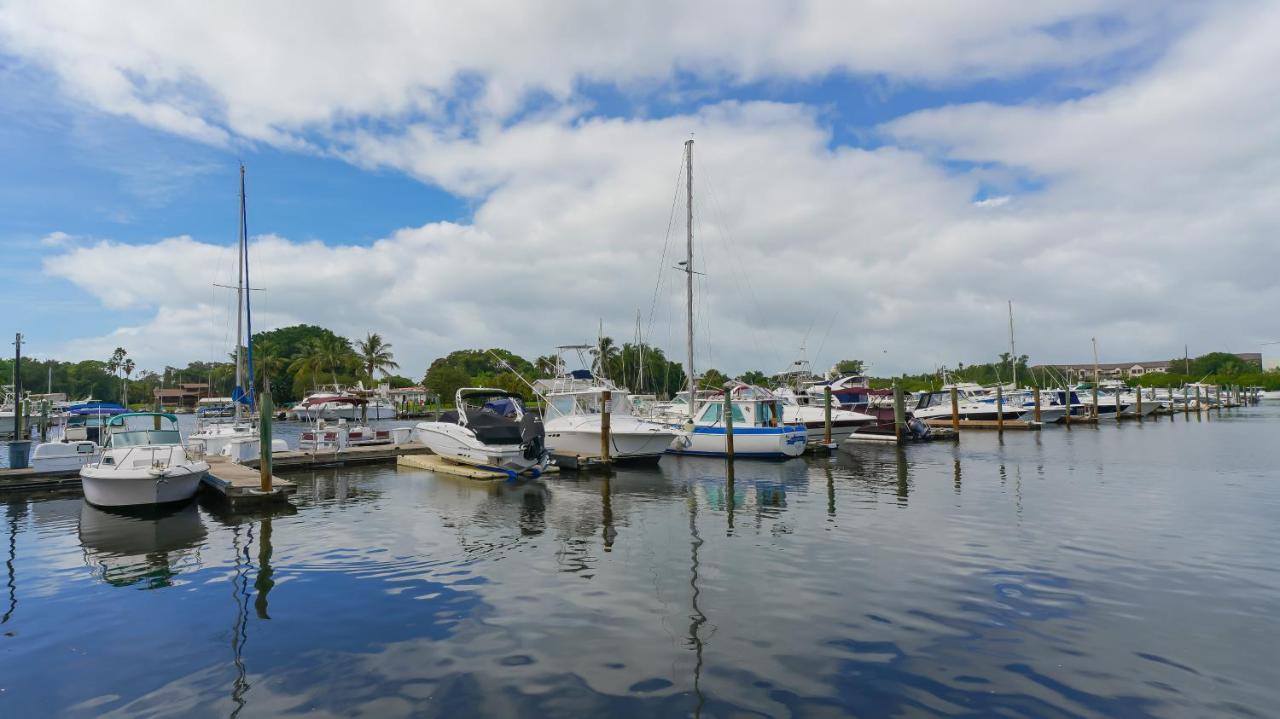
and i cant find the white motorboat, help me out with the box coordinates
[80,413,209,508]
[800,375,872,410]
[536,345,681,462]
[543,386,679,463]
[771,383,876,442]
[31,440,101,472]
[414,388,548,475]
[912,384,1025,422]
[667,385,807,459]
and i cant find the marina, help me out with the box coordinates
[3,5,1280,714]
[0,401,1277,716]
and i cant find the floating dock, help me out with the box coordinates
[202,456,294,508]
[397,453,558,480]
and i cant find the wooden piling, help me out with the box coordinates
[600,389,612,465]
[259,380,274,493]
[823,386,833,445]
[1183,387,1189,417]
[893,384,905,443]
[1215,386,1222,414]
[723,391,734,461]
[996,385,1005,433]
[1032,387,1041,423]
[1135,385,1143,419]
[949,387,960,431]
[1063,389,1071,427]
[1195,385,1202,416]
[1091,384,1100,419]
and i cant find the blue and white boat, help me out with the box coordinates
[667,385,807,459]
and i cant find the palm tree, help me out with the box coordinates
[289,336,356,389]
[534,355,560,378]
[356,332,399,385]
[121,358,135,406]
[252,337,287,389]
[590,336,622,383]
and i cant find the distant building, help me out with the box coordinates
[1034,353,1262,381]
[387,386,432,406]
[153,383,212,410]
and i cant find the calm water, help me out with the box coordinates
[1,408,1277,717]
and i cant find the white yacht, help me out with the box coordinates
[911,384,1029,422]
[80,413,209,508]
[413,388,548,475]
[667,385,807,459]
[771,383,876,442]
[542,382,680,463]
[292,387,397,421]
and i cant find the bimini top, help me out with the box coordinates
[106,412,180,426]
[726,383,780,400]
[67,401,128,416]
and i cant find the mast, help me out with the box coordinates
[684,139,695,418]
[234,164,246,422]
[1091,337,1100,385]
[242,164,255,415]
[1008,300,1017,389]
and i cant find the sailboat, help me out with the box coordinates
[662,140,807,459]
[190,165,263,459]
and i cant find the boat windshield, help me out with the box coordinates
[110,429,182,447]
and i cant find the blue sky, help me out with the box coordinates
[2,2,1276,375]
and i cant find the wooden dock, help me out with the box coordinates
[0,465,83,494]
[202,456,294,507]
[235,441,435,470]
[925,419,1041,431]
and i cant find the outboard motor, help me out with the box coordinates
[520,412,546,462]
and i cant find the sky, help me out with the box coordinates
[2,1,1278,379]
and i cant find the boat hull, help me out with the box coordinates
[413,422,542,473]
[81,464,208,508]
[666,425,807,459]
[544,416,678,462]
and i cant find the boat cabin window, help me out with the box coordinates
[110,429,181,447]
[699,401,746,425]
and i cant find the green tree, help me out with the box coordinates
[736,370,769,386]
[356,332,400,384]
[835,359,865,375]
[289,335,357,389]
[424,365,471,405]
[699,368,729,390]
[590,336,622,383]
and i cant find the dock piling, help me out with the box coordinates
[1091,384,1100,419]
[996,385,1004,433]
[723,390,735,461]
[600,390,612,466]
[949,387,960,432]
[893,384,905,443]
[1033,387,1041,424]
[1195,385,1202,417]
[1135,385,1143,420]
[823,386,833,445]
[259,380,274,493]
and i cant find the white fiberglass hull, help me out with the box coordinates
[544,415,679,461]
[667,425,807,459]
[189,423,257,457]
[31,441,101,473]
[81,463,208,507]
[782,405,875,443]
[413,422,541,473]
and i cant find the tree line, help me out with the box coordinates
[7,328,1277,409]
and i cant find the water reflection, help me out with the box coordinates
[836,444,913,503]
[3,500,26,624]
[78,501,207,589]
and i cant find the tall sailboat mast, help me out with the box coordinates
[1008,300,1017,389]
[684,139,695,419]
[234,164,246,422]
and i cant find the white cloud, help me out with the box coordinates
[0,1,1187,145]
[17,1,1280,374]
